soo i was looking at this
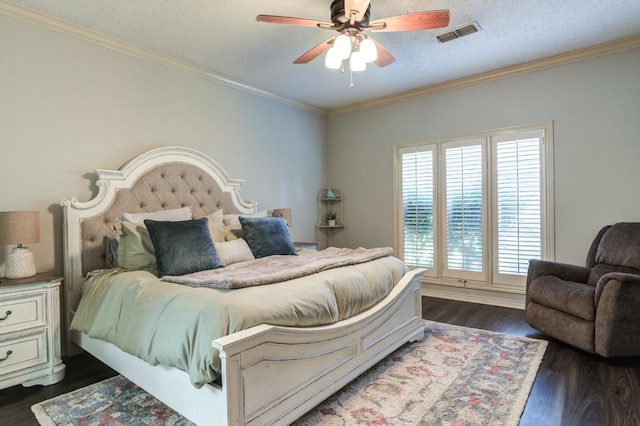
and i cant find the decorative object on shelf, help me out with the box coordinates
[272,208,292,227]
[326,211,337,226]
[0,211,40,279]
[326,189,338,199]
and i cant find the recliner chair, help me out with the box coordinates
[526,222,640,357]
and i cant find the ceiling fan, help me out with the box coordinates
[256,0,450,70]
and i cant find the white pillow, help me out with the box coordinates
[223,210,267,241]
[204,209,225,243]
[122,207,193,223]
[214,239,255,266]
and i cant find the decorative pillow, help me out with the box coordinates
[223,210,267,241]
[239,216,297,258]
[214,238,255,266]
[105,231,120,268]
[204,209,225,243]
[122,207,192,223]
[117,221,157,273]
[144,218,222,277]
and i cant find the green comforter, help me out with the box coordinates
[70,255,408,387]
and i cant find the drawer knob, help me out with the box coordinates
[0,310,12,321]
[0,350,12,362]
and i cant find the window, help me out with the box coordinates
[395,123,553,290]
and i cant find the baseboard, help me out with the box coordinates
[421,283,526,310]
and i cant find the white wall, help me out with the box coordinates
[0,13,327,276]
[328,47,640,266]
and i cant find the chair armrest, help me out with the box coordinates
[594,272,640,357]
[594,272,640,308]
[526,259,591,287]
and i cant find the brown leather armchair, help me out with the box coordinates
[526,222,640,357]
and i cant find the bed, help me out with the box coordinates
[60,146,426,425]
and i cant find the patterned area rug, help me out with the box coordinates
[32,320,547,425]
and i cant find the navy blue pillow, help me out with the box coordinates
[144,218,222,277]
[239,216,297,258]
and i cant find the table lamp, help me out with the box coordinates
[0,211,40,279]
[272,208,292,227]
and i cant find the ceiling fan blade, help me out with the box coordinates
[256,15,333,28]
[370,38,395,67]
[344,0,371,23]
[293,36,336,64]
[370,10,450,32]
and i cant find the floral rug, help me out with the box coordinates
[32,320,547,425]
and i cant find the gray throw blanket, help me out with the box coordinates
[162,246,393,289]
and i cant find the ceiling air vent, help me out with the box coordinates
[437,21,481,43]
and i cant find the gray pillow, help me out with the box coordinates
[239,216,297,258]
[144,218,222,277]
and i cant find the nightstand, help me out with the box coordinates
[0,272,65,389]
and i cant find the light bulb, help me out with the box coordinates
[360,38,377,63]
[349,50,366,72]
[334,34,352,60]
[325,47,342,69]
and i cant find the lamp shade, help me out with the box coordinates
[334,34,352,60]
[0,211,40,245]
[349,51,366,71]
[325,47,342,69]
[360,38,377,63]
[272,208,292,227]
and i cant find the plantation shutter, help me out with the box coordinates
[443,139,486,281]
[493,130,544,286]
[399,146,436,270]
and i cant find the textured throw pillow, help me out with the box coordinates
[204,209,225,243]
[117,221,157,273]
[239,216,297,258]
[122,207,192,223]
[144,218,222,277]
[214,238,256,266]
[223,210,268,241]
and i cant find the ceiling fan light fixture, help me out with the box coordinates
[349,50,366,71]
[325,47,342,69]
[334,34,352,60]
[360,38,377,63]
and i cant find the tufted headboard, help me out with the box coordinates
[60,146,257,351]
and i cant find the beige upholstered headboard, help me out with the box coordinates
[60,146,257,351]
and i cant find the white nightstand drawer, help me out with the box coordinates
[0,291,46,335]
[0,330,48,375]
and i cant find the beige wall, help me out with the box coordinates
[0,13,327,276]
[328,47,640,266]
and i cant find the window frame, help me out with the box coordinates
[394,122,554,291]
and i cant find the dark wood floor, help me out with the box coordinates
[1,297,639,425]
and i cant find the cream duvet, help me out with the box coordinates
[70,254,408,387]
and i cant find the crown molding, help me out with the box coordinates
[3,1,638,118]
[329,34,640,116]
[0,1,326,116]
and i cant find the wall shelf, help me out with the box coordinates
[317,187,346,249]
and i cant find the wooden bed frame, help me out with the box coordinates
[60,146,426,425]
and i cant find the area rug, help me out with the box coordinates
[32,320,547,425]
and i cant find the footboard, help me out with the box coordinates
[213,267,426,426]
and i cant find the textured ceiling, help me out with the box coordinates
[5,0,640,111]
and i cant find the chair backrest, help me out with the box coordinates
[586,222,640,285]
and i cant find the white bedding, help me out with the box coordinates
[71,254,409,387]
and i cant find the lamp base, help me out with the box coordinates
[6,246,36,279]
